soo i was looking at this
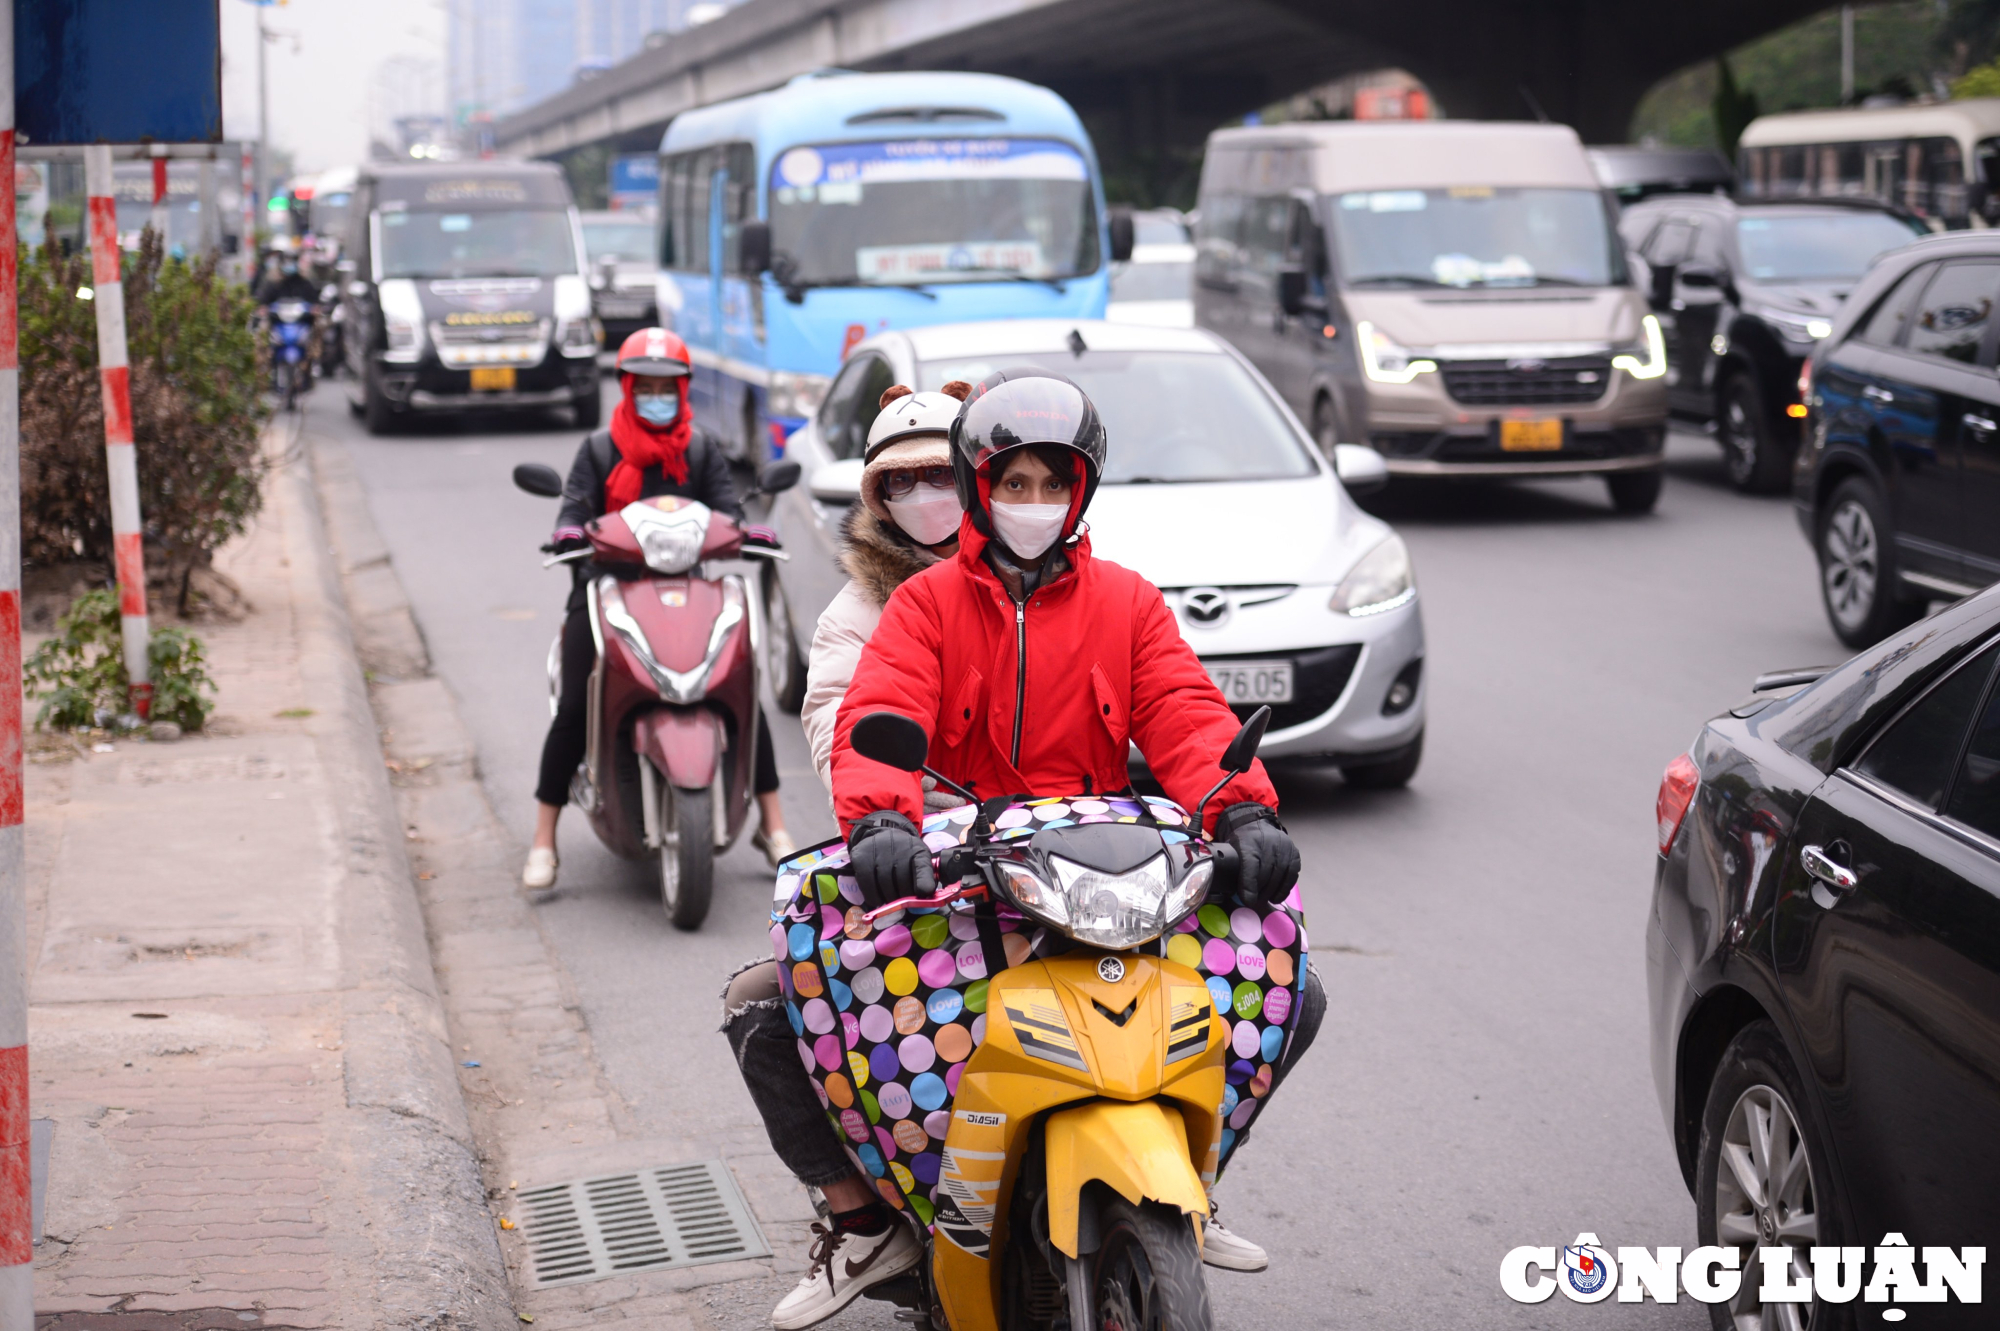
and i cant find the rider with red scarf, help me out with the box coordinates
[523,328,794,889]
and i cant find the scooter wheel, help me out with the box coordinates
[1089,1198,1212,1331]
[660,784,714,931]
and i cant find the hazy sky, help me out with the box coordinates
[219,0,447,176]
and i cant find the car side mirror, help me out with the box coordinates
[1108,207,1135,264]
[757,459,802,495]
[739,220,772,275]
[1649,261,1676,309]
[809,457,864,503]
[512,462,564,498]
[1332,443,1389,495]
[852,712,928,772]
[1277,268,1312,318]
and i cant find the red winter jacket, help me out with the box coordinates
[831,522,1278,835]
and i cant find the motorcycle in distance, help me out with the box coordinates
[265,297,316,411]
[842,704,1273,1331]
[512,457,801,929]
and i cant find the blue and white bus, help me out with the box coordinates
[654,69,1120,461]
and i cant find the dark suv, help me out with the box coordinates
[1619,194,1925,491]
[1799,230,2000,646]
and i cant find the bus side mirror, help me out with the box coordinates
[1277,268,1311,317]
[1108,207,1134,264]
[739,221,772,275]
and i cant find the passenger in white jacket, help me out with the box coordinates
[800,381,970,797]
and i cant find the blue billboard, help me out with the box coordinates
[609,154,657,211]
[16,0,223,144]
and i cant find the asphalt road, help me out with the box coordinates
[321,377,1838,1330]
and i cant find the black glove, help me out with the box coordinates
[1215,802,1299,909]
[847,810,935,909]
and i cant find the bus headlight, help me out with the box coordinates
[1612,314,1668,380]
[1358,321,1437,384]
[378,279,425,363]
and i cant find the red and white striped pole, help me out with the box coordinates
[0,0,35,1321]
[83,146,151,719]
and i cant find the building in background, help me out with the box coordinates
[446,0,745,129]
[370,56,449,161]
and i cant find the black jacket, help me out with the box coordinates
[556,425,743,611]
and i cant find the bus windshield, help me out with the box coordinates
[768,138,1098,287]
[378,208,578,279]
[582,217,656,264]
[1329,187,1624,289]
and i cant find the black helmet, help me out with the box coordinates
[949,369,1107,535]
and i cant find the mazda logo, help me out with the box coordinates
[1182,588,1230,625]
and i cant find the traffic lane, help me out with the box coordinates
[1203,431,1825,1328]
[323,390,844,1184]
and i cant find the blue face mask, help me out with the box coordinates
[635,392,679,425]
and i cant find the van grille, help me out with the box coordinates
[1440,356,1611,407]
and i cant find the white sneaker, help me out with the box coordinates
[1202,1205,1268,1272]
[770,1216,921,1330]
[753,826,799,870]
[522,846,558,890]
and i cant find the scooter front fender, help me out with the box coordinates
[1043,1099,1208,1260]
[631,706,721,789]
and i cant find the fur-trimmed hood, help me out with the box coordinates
[839,502,952,607]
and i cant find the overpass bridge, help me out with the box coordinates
[494,0,1832,202]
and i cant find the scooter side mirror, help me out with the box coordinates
[852,712,929,772]
[513,463,564,498]
[758,459,802,495]
[1219,705,1272,776]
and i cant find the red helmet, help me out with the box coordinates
[616,327,692,378]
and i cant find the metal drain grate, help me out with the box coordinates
[517,1160,771,1288]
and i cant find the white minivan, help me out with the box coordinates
[1194,121,1670,512]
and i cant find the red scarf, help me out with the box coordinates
[605,374,691,511]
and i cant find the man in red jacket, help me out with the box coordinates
[831,368,1300,903]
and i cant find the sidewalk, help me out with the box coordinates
[21,439,513,1329]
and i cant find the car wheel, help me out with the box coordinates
[1696,1021,1846,1331]
[1719,373,1790,493]
[1605,468,1663,514]
[1342,731,1422,789]
[763,567,807,714]
[363,373,400,436]
[1817,477,1920,649]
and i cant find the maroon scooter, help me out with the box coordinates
[513,459,800,929]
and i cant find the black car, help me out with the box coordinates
[334,161,603,434]
[1619,194,1926,491]
[1798,230,2000,649]
[1650,588,2000,1329]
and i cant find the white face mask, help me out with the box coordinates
[988,502,1070,560]
[884,487,963,546]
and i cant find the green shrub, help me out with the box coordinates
[19,228,270,600]
[25,589,216,732]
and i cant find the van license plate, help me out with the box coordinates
[1500,418,1563,451]
[470,367,516,391]
[1207,661,1293,705]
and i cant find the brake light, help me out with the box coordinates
[1657,753,1700,857]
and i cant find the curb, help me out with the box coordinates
[274,439,517,1330]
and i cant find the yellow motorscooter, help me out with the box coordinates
[834,707,1285,1331]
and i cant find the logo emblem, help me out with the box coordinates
[1097,956,1125,983]
[1506,357,1548,374]
[1182,588,1230,626]
[1559,1233,1617,1302]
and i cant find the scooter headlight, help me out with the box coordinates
[624,500,710,575]
[1003,852,1201,950]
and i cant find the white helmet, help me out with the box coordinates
[864,388,962,463]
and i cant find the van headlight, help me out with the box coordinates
[1329,533,1415,616]
[1612,314,1668,380]
[378,278,425,363]
[1358,321,1437,384]
[999,852,1213,950]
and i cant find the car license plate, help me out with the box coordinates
[1500,418,1563,451]
[470,367,516,392]
[1207,661,1293,705]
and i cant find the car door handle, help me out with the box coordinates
[1862,385,1895,403]
[1965,412,1997,434]
[1800,843,1859,908]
